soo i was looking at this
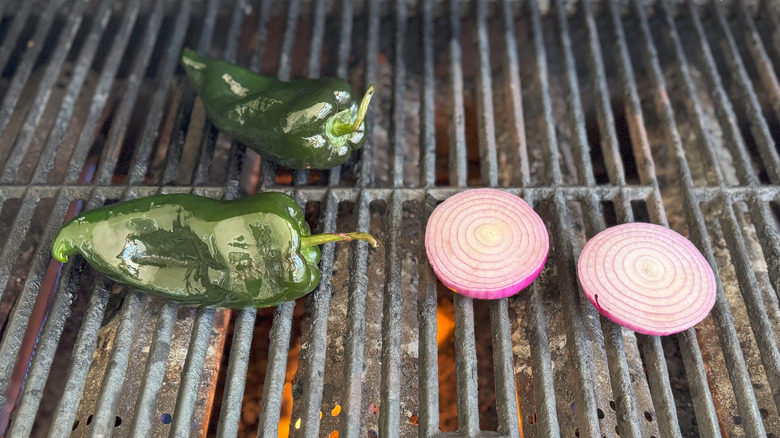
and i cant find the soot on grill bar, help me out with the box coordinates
[0,0,779,437]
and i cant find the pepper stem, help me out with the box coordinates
[331,84,375,137]
[300,232,378,248]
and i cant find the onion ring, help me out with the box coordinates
[425,189,549,300]
[577,222,716,336]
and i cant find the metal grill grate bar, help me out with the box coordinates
[748,195,780,301]
[598,2,679,437]
[216,307,254,438]
[0,0,33,77]
[160,0,222,187]
[474,2,519,434]
[47,275,112,437]
[291,192,338,437]
[0,0,94,183]
[292,0,327,187]
[659,1,780,431]
[306,0,326,80]
[338,191,372,437]
[581,0,624,186]
[490,296,520,436]
[82,0,165,184]
[417,194,440,436]
[529,0,562,187]
[357,0,380,189]
[240,0,270,192]
[523,254,560,435]
[474,0,498,187]
[603,1,703,435]
[390,0,406,188]
[447,0,467,187]
[0,0,67,141]
[212,1,272,436]
[192,0,245,188]
[281,0,302,186]
[600,326,642,437]
[328,0,355,186]
[709,0,780,183]
[0,190,39,302]
[257,0,303,190]
[204,8,255,432]
[717,197,780,414]
[501,0,530,187]
[447,1,481,434]
[676,0,757,186]
[419,0,435,188]
[5,218,83,437]
[547,190,601,436]
[249,0,272,73]
[127,0,193,185]
[197,0,256,191]
[529,1,599,436]
[32,0,139,185]
[452,294,480,436]
[636,0,767,434]
[57,0,147,185]
[638,333,684,438]
[90,290,145,437]
[553,0,594,188]
[736,0,780,131]
[766,2,780,61]
[380,191,403,437]
[170,307,216,436]
[659,0,723,187]
[256,303,294,436]
[129,302,179,434]
[0,192,70,402]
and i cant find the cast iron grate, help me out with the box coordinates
[0,0,778,437]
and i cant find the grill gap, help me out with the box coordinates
[472,299,497,431]
[435,286,457,432]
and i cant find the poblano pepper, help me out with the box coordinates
[181,49,374,170]
[51,192,377,308]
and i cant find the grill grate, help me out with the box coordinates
[0,0,778,437]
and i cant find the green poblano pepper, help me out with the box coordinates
[51,192,377,308]
[181,49,375,170]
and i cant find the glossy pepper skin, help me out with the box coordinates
[181,49,374,170]
[51,193,377,308]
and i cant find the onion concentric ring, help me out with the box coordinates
[425,189,549,300]
[577,222,716,336]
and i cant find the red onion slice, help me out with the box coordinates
[577,222,716,336]
[425,189,549,300]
